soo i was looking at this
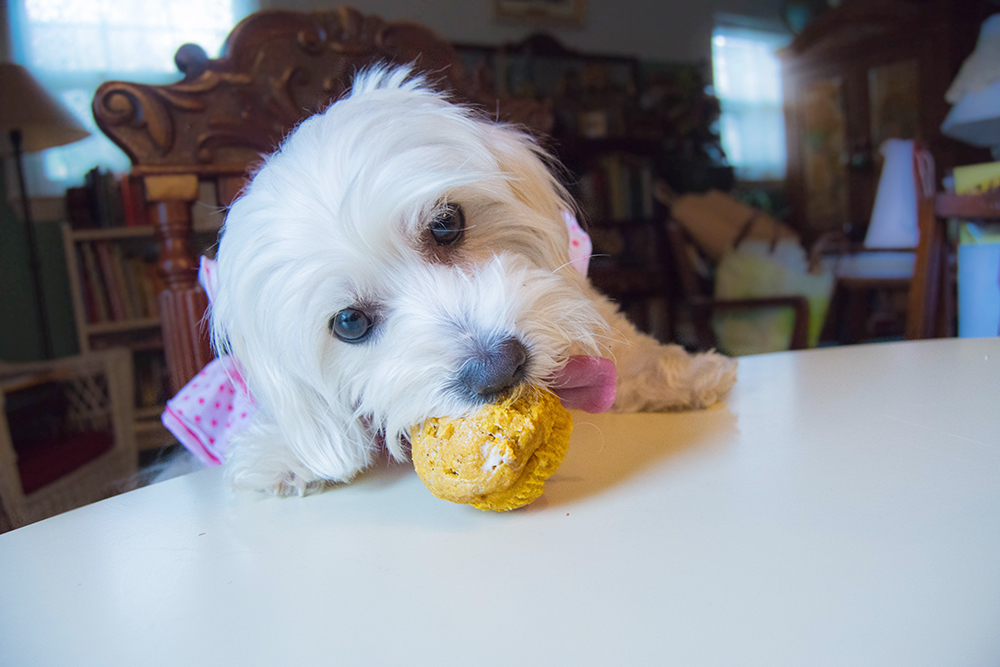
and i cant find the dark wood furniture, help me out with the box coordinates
[665,220,810,352]
[780,0,989,244]
[907,187,1000,339]
[92,7,545,393]
[825,257,913,344]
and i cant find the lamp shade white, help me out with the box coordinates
[865,139,920,249]
[0,63,90,155]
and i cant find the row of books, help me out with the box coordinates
[576,154,657,223]
[75,241,162,325]
[66,168,147,230]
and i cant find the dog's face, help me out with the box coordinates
[212,68,605,479]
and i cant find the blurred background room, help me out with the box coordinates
[2,0,998,529]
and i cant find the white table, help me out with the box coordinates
[2,338,999,666]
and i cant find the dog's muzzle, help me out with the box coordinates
[459,337,529,400]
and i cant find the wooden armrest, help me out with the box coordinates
[936,191,1000,219]
[690,295,811,350]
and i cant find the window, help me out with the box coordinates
[711,23,791,182]
[8,0,257,195]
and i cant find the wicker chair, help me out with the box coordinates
[0,349,137,530]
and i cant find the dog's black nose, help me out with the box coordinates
[459,337,529,399]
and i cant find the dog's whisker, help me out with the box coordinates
[549,258,578,275]
[590,330,630,348]
[574,420,607,453]
[598,344,620,368]
[549,253,610,276]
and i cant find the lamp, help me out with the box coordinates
[864,139,923,249]
[941,13,1000,159]
[0,63,90,358]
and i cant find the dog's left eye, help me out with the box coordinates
[329,308,373,343]
[430,204,465,246]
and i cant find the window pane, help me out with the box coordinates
[29,25,107,72]
[25,0,101,24]
[712,24,790,181]
[16,0,255,192]
[719,103,788,181]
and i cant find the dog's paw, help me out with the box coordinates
[226,448,333,497]
[683,350,738,409]
[271,471,333,498]
[613,345,737,412]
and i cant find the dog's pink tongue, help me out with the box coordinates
[551,356,617,413]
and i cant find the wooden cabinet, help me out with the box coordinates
[780,0,990,242]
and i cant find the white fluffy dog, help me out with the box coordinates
[209,67,736,496]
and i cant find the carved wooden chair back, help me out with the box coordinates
[93,7,478,393]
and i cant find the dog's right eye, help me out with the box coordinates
[329,308,373,343]
[429,204,465,246]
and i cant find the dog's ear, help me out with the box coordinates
[222,340,378,490]
[209,265,378,488]
[489,125,575,214]
[485,124,580,271]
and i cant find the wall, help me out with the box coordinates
[0,3,10,61]
[0,162,78,362]
[1,10,77,361]
[259,0,787,64]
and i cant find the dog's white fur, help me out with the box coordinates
[210,67,736,496]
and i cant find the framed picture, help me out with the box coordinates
[495,0,586,26]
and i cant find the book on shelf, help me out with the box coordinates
[76,240,160,326]
[94,241,126,321]
[78,242,111,323]
[110,244,142,320]
[74,245,101,324]
[576,154,656,224]
[67,169,148,230]
[118,173,149,227]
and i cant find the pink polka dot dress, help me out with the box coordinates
[161,355,254,466]
[160,258,253,466]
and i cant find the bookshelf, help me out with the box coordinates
[60,167,224,451]
[61,223,173,451]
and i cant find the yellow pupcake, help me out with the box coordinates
[410,389,572,511]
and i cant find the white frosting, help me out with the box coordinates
[480,441,512,474]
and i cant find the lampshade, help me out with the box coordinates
[865,139,920,249]
[941,14,1000,153]
[0,63,90,156]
